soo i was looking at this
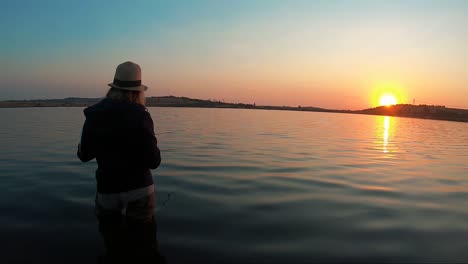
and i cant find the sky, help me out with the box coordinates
[1,0,467,110]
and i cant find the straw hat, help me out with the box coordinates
[108,61,148,92]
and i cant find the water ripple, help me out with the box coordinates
[1,107,468,263]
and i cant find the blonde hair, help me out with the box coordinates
[106,88,146,106]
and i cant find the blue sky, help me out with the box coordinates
[1,0,467,109]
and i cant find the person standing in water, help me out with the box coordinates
[77,61,164,263]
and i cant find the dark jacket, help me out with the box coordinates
[77,98,161,194]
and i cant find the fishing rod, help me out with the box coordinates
[156,191,174,213]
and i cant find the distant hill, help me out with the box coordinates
[356,104,468,122]
[0,96,467,123]
[146,96,256,108]
[0,97,100,108]
[0,96,250,109]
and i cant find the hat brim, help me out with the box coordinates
[108,83,148,92]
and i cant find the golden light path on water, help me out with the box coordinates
[383,116,390,153]
[376,115,395,155]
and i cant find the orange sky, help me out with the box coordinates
[2,1,467,110]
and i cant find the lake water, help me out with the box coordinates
[0,107,467,263]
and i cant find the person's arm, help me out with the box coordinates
[77,118,96,162]
[142,111,161,169]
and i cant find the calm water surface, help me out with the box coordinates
[0,107,467,263]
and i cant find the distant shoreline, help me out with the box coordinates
[1,96,467,123]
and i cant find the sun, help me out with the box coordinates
[370,82,407,108]
[379,94,398,107]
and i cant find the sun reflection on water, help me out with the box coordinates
[383,116,390,153]
[376,115,396,154]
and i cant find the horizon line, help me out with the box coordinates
[1,95,467,111]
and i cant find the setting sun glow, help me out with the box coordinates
[370,82,407,108]
[379,94,398,107]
